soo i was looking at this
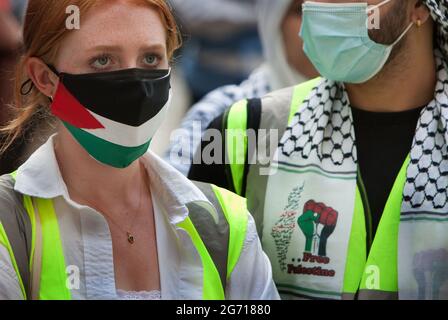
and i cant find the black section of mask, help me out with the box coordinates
[48,65,171,127]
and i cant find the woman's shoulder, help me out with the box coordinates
[0,174,25,219]
[0,173,18,201]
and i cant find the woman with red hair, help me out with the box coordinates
[0,0,278,300]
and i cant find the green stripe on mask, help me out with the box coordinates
[63,122,151,168]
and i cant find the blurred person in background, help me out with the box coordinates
[169,0,263,103]
[0,0,25,174]
[0,0,22,125]
[11,0,28,23]
[149,0,262,156]
[166,0,318,175]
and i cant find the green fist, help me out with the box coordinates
[298,200,321,252]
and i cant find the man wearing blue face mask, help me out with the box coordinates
[189,0,448,299]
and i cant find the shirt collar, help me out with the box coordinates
[14,135,210,225]
[14,135,68,199]
[141,151,210,225]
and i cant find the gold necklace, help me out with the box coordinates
[90,161,147,245]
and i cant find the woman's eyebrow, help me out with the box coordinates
[139,44,166,52]
[85,45,122,53]
[85,44,166,54]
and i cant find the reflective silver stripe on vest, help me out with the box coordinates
[358,290,398,300]
[187,181,230,291]
[341,290,398,300]
[0,174,32,298]
[246,86,295,237]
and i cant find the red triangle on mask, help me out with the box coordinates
[51,82,105,129]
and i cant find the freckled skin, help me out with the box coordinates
[55,1,169,74]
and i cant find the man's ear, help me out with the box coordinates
[411,0,431,25]
[25,57,59,98]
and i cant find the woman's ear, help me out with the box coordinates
[25,57,59,99]
[411,0,431,25]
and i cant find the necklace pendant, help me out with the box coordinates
[127,232,135,244]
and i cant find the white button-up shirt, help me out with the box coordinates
[0,136,279,300]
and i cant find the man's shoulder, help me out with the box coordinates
[259,86,296,111]
[184,71,270,126]
[260,78,323,111]
[224,77,323,131]
[253,78,323,129]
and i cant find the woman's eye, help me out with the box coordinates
[92,56,111,69]
[144,54,159,66]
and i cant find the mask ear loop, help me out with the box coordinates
[367,0,393,11]
[391,22,414,47]
[20,64,61,98]
[46,64,60,77]
[20,79,34,96]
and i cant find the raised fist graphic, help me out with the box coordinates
[297,200,338,257]
[413,249,448,300]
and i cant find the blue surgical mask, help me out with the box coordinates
[299,0,414,84]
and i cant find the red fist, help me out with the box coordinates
[303,200,326,214]
[319,207,338,226]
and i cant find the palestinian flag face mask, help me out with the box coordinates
[48,66,171,168]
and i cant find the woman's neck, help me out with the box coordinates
[54,127,145,209]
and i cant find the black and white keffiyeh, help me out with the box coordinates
[404,0,448,211]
